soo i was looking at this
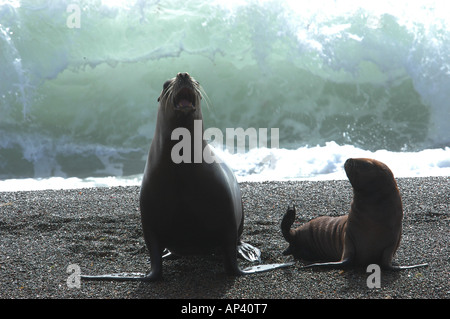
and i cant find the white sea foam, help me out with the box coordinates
[0,143,448,192]
[217,143,450,182]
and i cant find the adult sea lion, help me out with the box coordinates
[81,72,293,281]
[281,158,428,270]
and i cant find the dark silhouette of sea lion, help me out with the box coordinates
[81,72,293,281]
[281,158,428,270]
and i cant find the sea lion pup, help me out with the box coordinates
[81,72,293,282]
[281,158,428,270]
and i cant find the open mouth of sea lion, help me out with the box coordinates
[173,87,196,111]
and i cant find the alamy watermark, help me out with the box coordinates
[171,120,279,164]
[366,264,381,289]
[66,4,81,29]
[66,264,81,289]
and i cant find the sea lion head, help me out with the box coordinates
[344,158,398,195]
[157,72,203,121]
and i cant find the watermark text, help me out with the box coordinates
[366,264,381,289]
[66,264,81,289]
[171,120,279,164]
[66,4,81,29]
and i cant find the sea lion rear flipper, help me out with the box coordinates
[242,262,295,274]
[238,241,261,262]
[161,248,182,260]
[281,204,296,242]
[224,242,295,276]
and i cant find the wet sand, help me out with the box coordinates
[0,177,448,303]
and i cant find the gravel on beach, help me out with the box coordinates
[0,177,448,300]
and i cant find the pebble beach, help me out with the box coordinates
[0,177,448,302]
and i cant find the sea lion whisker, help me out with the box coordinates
[159,82,174,103]
[198,86,212,110]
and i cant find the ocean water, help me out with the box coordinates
[0,0,449,191]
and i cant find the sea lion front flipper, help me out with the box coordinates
[80,267,162,282]
[380,242,429,270]
[300,257,353,270]
[238,241,261,262]
[81,238,164,282]
[388,263,429,271]
[81,272,150,282]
